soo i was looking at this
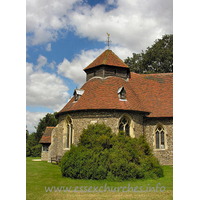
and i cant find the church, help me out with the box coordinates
[39,49,173,165]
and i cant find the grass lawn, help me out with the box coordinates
[26,157,173,200]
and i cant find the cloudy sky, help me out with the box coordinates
[26,0,173,133]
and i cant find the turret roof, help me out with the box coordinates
[84,49,129,71]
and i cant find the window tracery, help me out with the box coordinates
[119,116,130,136]
[64,117,73,149]
[155,126,165,149]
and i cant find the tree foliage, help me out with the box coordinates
[26,127,29,143]
[34,112,58,144]
[26,132,41,157]
[124,34,173,74]
[26,112,58,157]
[61,124,163,180]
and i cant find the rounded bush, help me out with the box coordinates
[61,124,164,180]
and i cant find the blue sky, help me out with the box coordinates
[26,0,173,133]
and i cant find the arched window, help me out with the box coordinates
[119,116,130,136]
[155,126,165,149]
[64,117,73,149]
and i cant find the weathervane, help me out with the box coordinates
[105,33,112,49]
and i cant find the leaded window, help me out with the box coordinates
[67,125,69,148]
[155,126,165,149]
[119,116,130,136]
[65,118,73,149]
[70,124,73,146]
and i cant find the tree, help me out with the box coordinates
[124,34,173,74]
[26,126,29,143]
[26,112,58,157]
[26,132,38,157]
[34,112,58,144]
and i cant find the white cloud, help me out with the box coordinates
[26,0,81,46]
[35,54,48,70]
[35,54,56,70]
[26,0,173,52]
[46,43,51,51]
[26,70,69,111]
[70,0,172,52]
[26,62,33,77]
[26,56,69,133]
[26,111,48,133]
[26,57,69,111]
[111,45,133,61]
[57,46,132,86]
[107,0,117,5]
[66,0,172,52]
[48,60,56,69]
[57,48,104,85]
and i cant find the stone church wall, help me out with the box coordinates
[47,111,173,165]
[58,110,144,145]
[41,151,48,161]
[48,110,144,161]
[47,123,68,162]
[144,117,173,165]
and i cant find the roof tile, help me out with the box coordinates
[39,127,55,144]
[57,73,173,118]
[58,49,173,118]
[84,49,129,71]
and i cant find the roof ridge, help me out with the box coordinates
[136,72,173,76]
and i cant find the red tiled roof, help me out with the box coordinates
[58,49,172,118]
[129,72,173,117]
[58,73,173,118]
[39,127,55,144]
[84,49,129,71]
[58,76,149,114]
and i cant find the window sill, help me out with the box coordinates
[63,148,70,150]
[153,149,166,151]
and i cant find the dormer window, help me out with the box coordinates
[73,89,84,102]
[74,93,78,101]
[117,86,127,100]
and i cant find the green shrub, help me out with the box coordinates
[31,144,42,157]
[61,123,163,180]
[78,124,113,150]
[26,144,31,157]
[61,145,108,180]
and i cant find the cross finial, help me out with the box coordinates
[105,33,112,49]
